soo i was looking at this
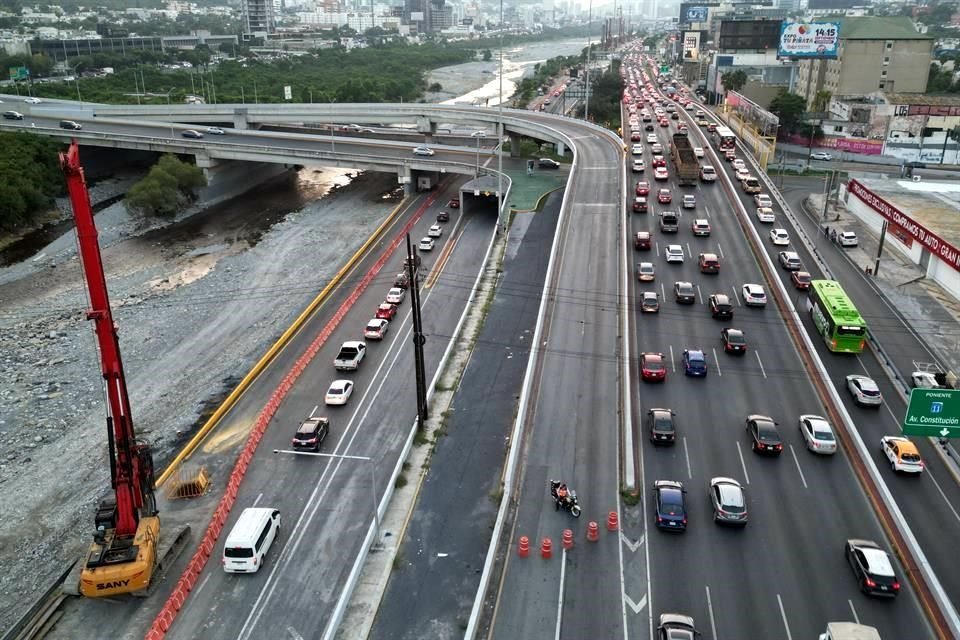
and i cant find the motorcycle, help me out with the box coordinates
[549,479,582,517]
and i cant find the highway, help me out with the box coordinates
[486,110,627,638]
[627,59,934,638]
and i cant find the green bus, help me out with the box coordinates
[808,279,867,353]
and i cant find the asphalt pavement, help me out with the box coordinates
[369,191,563,640]
[625,68,934,640]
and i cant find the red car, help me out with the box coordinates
[652,155,666,167]
[636,181,650,196]
[631,132,642,141]
[641,352,667,382]
[659,118,670,127]
[791,270,812,290]
[448,198,460,209]
[724,149,737,161]
[657,188,672,204]
[375,302,398,320]
[633,197,649,213]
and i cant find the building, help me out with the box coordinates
[842,177,960,299]
[796,17,933,109]
[243,0,276,37]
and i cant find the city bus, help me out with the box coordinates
[808,279,867,353]
[712,125,736,151]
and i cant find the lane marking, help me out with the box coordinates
[683,436,693,479]
[705,585,719,640]
[712,347,722,377]
[192,574,211,599]
[731,285,741,306]
[789,445,809,489]
[705,205,712,219]
[286,627,305,640]
[621,532,644,552]
[925,470,960,524]
[848,599,860,624]
[755,351,767,379]
[776,593,793,640]
[252,492,263,507]
[623,593,647,615]
[696,283,704,305]
[555,548,567,640]
[669,345,676,372]
[736,441,751,485]
[717,242,725,260]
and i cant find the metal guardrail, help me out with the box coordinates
[2,562,76,640]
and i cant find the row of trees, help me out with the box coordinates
[125,155,206,217]
[24,41,477,105]
[578,59,623,129]
[0,133,64,232]
[513,52,584,106]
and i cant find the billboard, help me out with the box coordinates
[718,20,781,51]
[680,4,709,23]
[683,31,701,60]
[778,21,840,59]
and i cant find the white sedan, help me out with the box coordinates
[799,414,837,455]
[769,228,790,246]
[741,284,767,307]
[647,133,658,144]
[811,151,833,161]
[418,237,435,251]
[23,96,43,104]
[693,146,704,158]
[754,194,773,208]
[755,207,775,223]
[428,224,442,238]
[665,244,685,263]
[632,144,644,155]
[651,143,664,154]
[205,127,226,135]
[364,318,389,340]
[385,287,406,304]
[846,374,882,406]
[413,146,435,156]
[325,379,355,405]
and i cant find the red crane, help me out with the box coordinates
[61,142,161,597]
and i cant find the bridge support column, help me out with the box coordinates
[509,135,523,158]
[197,158,292,206]
[398,165,414,197]
[556,141,567,157]
[416,116,436,142]
[233,108,250,130]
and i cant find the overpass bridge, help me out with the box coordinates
[4,99,581,205]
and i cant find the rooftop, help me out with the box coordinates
[856,177,960,251]
[884,93,960,107]
[838,16,931,41]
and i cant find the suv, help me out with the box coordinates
[59,120,83,130]
[674,281,696,304]
[436,210,450,222]
[778,251,801,271]
[538,158,561,169]
[634,231,652,250]
[648,408,676,444]
[709,293,733,319]
[2,110,24,120]
[291,415,330,452]
[699,253,720,274]
[393,271,410,289]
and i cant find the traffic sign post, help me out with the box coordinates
[903,388,960,438]
[660,64,670,74]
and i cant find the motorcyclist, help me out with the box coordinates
[550,480,570,509]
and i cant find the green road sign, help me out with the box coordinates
[903,388,960,437]
[8,66,29,81]
[660,64,670,74]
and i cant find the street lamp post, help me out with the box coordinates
[497,0,504,233]
[472,130,486,179]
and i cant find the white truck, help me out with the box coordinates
[819,622,881,640]
[699,165,717,183]
[334,341,367,371]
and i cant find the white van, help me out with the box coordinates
[222,507,281,573]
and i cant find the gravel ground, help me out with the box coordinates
[0,167,401,628]
[0,40,579,628]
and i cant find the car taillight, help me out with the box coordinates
[657,516,663,523]
[865,577,875,588]
[682,517,687,525]
[892,581,901,591]
[859,340,865,350]
[775,444,783,450]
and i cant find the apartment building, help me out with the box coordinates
[796,16,933,108]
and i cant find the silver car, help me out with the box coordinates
[846,374,882,406]
[708,477,748,525]
[799,414,838,455]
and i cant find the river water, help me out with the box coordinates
[0,38,585,266]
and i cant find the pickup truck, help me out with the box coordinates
[334,341,367,371]
[660,211,679,233]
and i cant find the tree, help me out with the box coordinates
[482,49,492,62]
[721,70,747,93]
[428,82,443,92]
[928,63,954,93]
[125,155,206,217]
[811,90,832,113]
[768,90,807,134]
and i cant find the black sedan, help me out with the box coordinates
[746,414,783,456]
[845,539,900,598]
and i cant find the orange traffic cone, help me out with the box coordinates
[562,528,574,550]
[586,521,600,542]
[541,537,553,559]
[518,535,530,558]
[607,511,619,532]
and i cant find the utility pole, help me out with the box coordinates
[585,0,593,121]
[405,235,428,428]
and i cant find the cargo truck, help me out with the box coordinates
[670,133,699,186]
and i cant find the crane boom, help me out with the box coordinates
[61,142,160,597]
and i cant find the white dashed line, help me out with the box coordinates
[789,445,808,489]
[736,441,751,485]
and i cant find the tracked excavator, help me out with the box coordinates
[60,142,188,598]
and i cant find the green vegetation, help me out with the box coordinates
[721,69,747,93]
[0,132,65,232]
[513,52,582,105]
[125,155,207,217]
[576,58,623,129]
[768,90,807,134]
[25,42,476,105]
